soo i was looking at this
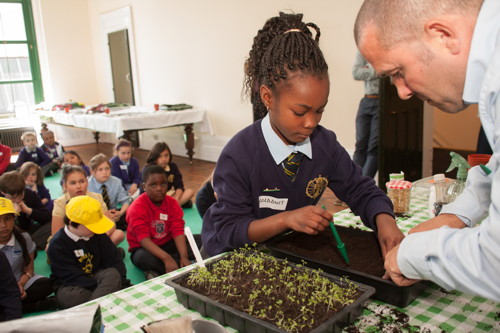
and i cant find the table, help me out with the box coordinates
[80,189,500,332]
[36,107,213,163]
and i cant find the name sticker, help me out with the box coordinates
[74,249,85,257]
[160,213,168,220]
[120,165,128,170]
[258,196,288,210]
[31,153,37,158]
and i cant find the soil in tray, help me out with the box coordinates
[271,226,385,277]
[177,251,364,333]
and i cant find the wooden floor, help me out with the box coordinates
[67,143,342,212]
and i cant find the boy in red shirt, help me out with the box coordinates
[126,165,200,279]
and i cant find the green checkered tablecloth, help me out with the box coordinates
[81,188,500,332]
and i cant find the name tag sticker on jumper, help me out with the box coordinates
[31,154,37,158]
[74,249,85,257]
[160,213,168,220]
[259,195,288,210]
[120,165,128,170]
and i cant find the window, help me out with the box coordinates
[0,0,43,117]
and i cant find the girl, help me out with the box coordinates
[51,165,124,245]
[0,197,55,313]
[62,150,90,176]
[145,142,194,208]
[202,12,404,257]
[109,139,141,197]
[19,162,54,213]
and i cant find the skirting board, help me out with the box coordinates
[138,127,229,163]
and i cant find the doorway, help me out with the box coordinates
[108,29,134,105]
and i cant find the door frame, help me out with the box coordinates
[100,6,141,105]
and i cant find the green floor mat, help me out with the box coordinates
[34,173,203,306]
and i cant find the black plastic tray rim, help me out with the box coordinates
[165,253,375,333]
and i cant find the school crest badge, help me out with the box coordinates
[306,175,328,199]
[156,222,165,234]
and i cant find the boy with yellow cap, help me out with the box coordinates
[48,196,129,309]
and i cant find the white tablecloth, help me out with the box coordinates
[36,106,213,138]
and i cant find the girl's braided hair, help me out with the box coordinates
[244,12,328,121]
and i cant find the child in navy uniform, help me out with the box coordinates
[48,195,128,309]
[20,162,54,214]
[0,251,21,322]
[0,171,51,250]
[40,130,65,171]
[145,142,194,208]
[62,150,90,176]
[202,12,404,257]
[15,132,53,176]
[0,198,55,314]
[110,139,141,198]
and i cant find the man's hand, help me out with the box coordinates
[383,244,421,286]
[409,214,466,234]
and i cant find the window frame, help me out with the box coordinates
[0,0,44,113]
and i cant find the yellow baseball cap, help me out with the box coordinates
[0,197,19,216]
[66,196,114,234]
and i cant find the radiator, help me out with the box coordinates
[0,126,35,152]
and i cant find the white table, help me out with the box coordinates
[36,107,212,163]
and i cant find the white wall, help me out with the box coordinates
[33,0,366,161]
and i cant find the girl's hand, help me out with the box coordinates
[375,214,405,258]
[179,257,191,268]
[284,206,331,235]
[17,283,27,300]
[128,184,138,195]
[41,198,49,205]
[163,257,179,273]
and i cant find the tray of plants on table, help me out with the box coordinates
[265,226,428,308]
[165,247,375,333]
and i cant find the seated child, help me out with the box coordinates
[145,142,194,208]
[62,150,90,176]
[0,171,51,250]
[110,139,141,198]
[52,165,124,246]
[48,196,128,309]
[40,130,65,170]
[88,153,130,231]
[20,162,54,213]
[0,197,55,313]
[195,171,217,218]
[126,165,201,279]
[0,144,15,176]
[14,132,53,177]
[0,251,21,322]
